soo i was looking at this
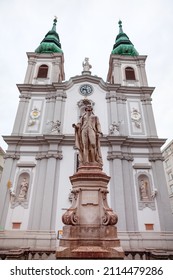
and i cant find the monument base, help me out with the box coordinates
[56,225,124,259]
[56,165,124,259]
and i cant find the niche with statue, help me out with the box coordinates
[136,173,156,210]
[10,172,30,209]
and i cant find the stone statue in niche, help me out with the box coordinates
[82,57,92,72]
[18,178,29,200]
[72,104,103,166]
[139,179,150,201]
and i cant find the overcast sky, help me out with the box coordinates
[0,0,173,151]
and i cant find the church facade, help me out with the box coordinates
[0,19,173,259]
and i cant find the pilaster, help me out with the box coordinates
[12,94,31,135]
[107,151,126,231]
[141,95,157,137]
[149,157,173,231]
[122,157,138,231]
[28,158,47,230]
[0,154,20,228]
[39,156,57,230]
[24,56,36,84]
[53,90,67,126]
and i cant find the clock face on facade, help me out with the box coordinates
[79,84,93,96]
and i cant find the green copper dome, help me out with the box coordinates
[112,20,139,56]
[35,18,63,53]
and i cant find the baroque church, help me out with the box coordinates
[0,18,173,259]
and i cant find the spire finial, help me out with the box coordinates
[52,16,57,31]
[118,20,123,33]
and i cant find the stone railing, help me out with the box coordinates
[0,248,173,260]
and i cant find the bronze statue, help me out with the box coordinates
[73,105,103,166]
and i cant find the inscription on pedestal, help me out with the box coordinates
[81,190,98,205]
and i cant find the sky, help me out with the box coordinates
[0,0,173,151]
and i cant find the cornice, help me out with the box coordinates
[35,151,63,160]
[64,74,107,91]
[116,86,155,95]
[109,54,148,61]
[26,52,64,60]
[3,135,166,150]
[4,153,20,160]
[107,151,134,161]
[149,155,164,162]
[17,84,56,93]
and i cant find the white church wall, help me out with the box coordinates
[63,83,108,135]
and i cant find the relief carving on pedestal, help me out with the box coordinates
[62,208,79,225]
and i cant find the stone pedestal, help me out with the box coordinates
[56,165,124,259]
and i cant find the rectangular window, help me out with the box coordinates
[12,222,21,229]
[145,223,154,230]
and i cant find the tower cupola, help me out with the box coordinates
[35,17,63,53]
[112,20,138,56]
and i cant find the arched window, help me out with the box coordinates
[37,64,48,78]
[125,67,135,80]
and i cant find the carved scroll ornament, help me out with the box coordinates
[62,208,79,225]
[102,207,118,225]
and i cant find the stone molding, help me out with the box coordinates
[107,151,134,161]
[35,152,63,160]
[4,153,20,160]
[149,155,164,162]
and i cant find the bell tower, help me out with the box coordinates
[107,20,148,87]
[0,18,66,251]
[106,21,173,238]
